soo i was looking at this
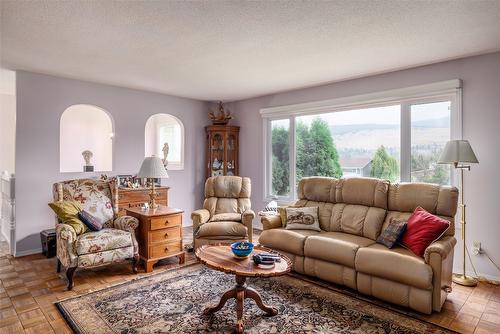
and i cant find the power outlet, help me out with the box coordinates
[472,241,482,255]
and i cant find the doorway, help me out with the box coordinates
[0,69,16,256]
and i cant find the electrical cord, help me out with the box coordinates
[464,244,499,285]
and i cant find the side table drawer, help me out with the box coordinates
[150,241,182,258]
[150,214,182,230]
[150,226,181,243]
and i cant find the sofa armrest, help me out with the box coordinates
[242,209,255,242]
[424,235,457,311]
[191,209,211,233]
[56,224,78,268]
[424,235,457,264]
[114,216,140,256]
[261,215,282,230]
[113,216,139,231]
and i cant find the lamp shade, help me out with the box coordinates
[137,156,169,178]
[438,140,479,164]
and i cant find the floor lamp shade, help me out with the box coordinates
[438,140,479,164]
[137,156,168,208]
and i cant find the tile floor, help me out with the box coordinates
[0,227,498,334]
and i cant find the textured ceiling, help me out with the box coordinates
[1,1,500,101]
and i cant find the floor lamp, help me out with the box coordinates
[438,140,479,286]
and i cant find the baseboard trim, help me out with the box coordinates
[15,247,42,257]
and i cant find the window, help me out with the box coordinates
[296,105,400,182]
[145,114,184,170]
[60,104,113,172]
[411,101,451,185]
[270,119,290,198]
[262,80,461,202]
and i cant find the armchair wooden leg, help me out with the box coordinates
[132,255,139,274]
[66,267,77,291]
[56,259,61,273]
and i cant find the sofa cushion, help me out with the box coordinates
[75,228,132,255]
[388,183,458,236]
[304,232,375,268]
[297,177,338,203]
[196,221,247,240]
[205,176,251,198]
[210,213,241,222]
[258,228,320,256]
[338,177,389,209]
[355,243,433,290]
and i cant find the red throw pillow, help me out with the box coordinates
[400,207,450,257]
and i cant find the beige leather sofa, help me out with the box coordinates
[192,176,255,249]
[260,177,458,314]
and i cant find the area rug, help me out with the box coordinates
[56,264,455,334]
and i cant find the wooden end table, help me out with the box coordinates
[195,244,291,333]
[126,206,185,273]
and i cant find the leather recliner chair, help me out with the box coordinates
[192,176,255,249]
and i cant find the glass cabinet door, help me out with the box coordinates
[226,133,237,176]
[210,132,225,177]
[206,126,239,179]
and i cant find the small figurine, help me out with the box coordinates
[82,150,94,172]
[162,142,169,167]
[208,101,232,125]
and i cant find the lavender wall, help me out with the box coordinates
[15,72,208,254]
[232,52,500,280]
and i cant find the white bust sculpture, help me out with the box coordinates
[82,150,93,166]
[162,142,169,167]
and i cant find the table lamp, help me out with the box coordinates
[438,140,479,286]
[137,156,169,209]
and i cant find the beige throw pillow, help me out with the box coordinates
[285,207,321,231]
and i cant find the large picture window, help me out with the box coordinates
[262,80,461,202]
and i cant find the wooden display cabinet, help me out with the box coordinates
[205,125,239,178]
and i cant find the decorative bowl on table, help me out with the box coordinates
[230,241,254,258]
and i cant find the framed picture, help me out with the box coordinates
[143,178,161,187]
[117,175,133,188]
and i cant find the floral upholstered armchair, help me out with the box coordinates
[53,178,139,290]
[192,176,254,249]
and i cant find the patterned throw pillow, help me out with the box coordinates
[377,219,407,248]
[78,210,104,231]
[285,207,321,232]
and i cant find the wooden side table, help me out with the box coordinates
[126,206,185,273]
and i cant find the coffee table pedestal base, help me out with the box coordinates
[204,275,278,333]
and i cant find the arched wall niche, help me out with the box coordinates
[60,104,113,173]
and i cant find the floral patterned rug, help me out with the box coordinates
[56,264,454,334]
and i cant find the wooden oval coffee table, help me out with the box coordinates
[195,244,292,333]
